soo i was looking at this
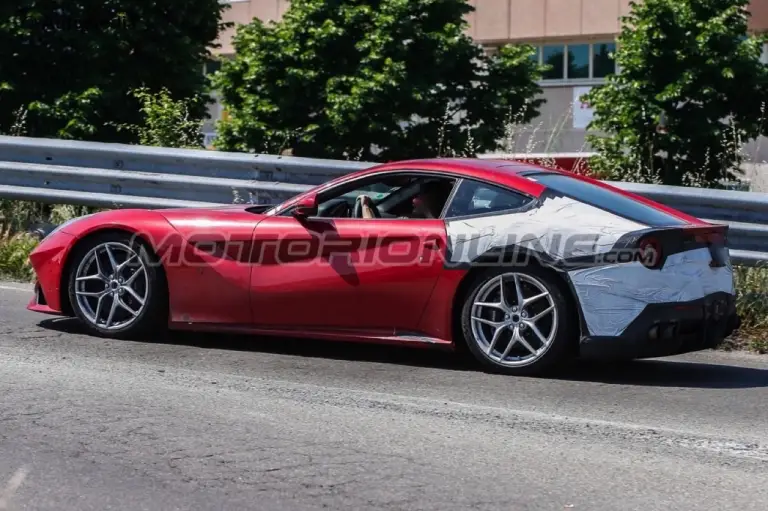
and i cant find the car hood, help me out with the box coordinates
[157,204,274,238]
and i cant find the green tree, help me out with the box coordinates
[213,0,544,161]
[0,0,228,142]
[585,0,768,187]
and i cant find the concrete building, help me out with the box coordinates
[208,0,768,163]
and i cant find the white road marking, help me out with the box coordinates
[0,467,29,510]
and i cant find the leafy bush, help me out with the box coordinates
[111,88,206,149]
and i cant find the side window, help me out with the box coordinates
[445,180,532,218]
[280,176,413,217]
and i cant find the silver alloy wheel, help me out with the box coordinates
[470,272,558,367]
[74,242,148,330]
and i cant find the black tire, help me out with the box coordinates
[67,231,168,339]
[458,265,575,376]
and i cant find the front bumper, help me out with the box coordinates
[579,292,740,360]
[27,281,63,315]
[26,230,76,315]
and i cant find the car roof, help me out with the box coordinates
[359,157,559,197]
[376,157,542,174]
[273,157,703,225]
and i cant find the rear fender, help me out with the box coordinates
[442,244,590,346]
[565,225,734,338]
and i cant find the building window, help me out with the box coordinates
[204,59,222,75]
[568,44,590,79]
[592,42,616,78]
[532,41,617,82]
[542,45,565,80]
[528,46,541,64]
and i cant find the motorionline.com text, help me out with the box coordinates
[127,230,662,269]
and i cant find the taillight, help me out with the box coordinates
[638,236,663,269]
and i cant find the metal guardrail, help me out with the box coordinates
[0,135,366,206]
[0,135,766,266]
[604,182,768,266]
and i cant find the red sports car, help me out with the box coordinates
[27,158,740,375]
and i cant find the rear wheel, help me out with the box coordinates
[459,266,574,376]
[67,231,168,339]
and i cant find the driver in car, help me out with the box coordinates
[359,181,449,219]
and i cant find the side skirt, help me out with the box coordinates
[168,322,455,350]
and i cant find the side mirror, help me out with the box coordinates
[292,194,318,219]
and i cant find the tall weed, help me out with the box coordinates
[726,265,768,353]
[0,228,37,281]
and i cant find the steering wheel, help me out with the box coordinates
[353,195,381,218]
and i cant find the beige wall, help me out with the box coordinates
[218,0,290,54]
[750,0,768,31]
[217,0,768,52]
[468,0,630,43]
[470,0,768,44]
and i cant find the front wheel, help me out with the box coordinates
[67,231,168,339]
[459,266,574,376]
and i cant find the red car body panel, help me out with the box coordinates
[26,158,703,350]
[249,215,449,332]
[156,207,262,325]
[27,203,467,345]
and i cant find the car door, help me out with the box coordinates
[249,214,448,334]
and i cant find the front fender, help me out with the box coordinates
[60,209,181,250]
[35,209,183,316]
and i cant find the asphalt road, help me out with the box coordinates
[1,282,767,511]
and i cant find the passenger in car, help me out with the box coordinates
[359,180,452,219]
